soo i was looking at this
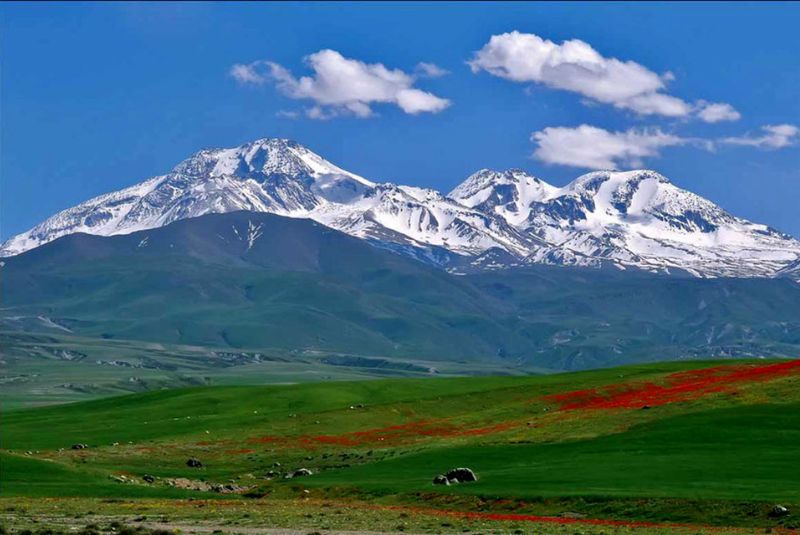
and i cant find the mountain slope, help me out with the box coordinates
[3,137,799,278]
[3,211,800,370]
[1,211,532,362]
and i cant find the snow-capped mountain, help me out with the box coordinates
[3,138,799,279]
[0,139,539,261]
[450,168,800,277]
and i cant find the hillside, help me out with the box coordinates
[0,211,534,362]
[4,359,800,533]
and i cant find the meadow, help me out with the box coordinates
[3,359,800,534]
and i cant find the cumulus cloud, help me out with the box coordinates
[697,102,742,123]
[230,50,450,119]
[531,125,690,169]
[721,124,799,149]
[469,31,738,122]
[531,122,798,169]
[230,62,267,84]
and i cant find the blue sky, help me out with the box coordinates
[2,2,799,239]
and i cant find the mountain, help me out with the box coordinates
[451,168,800,277]
[3,211,800,370]
[0,139,537,262]
[1,211,531,362]
[3,138,799,279]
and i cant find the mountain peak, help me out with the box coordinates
[449,168,553,203]
[2,140,799,279]
[448,168,558,229]
[175,137,375,187]
[567,169,671,192]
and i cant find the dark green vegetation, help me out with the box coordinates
[2,211,800,406]
[3,359,800,533]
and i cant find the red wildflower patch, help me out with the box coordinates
[545,360,800,411]
[247,435,282,445]
[194,439,232,447]
[244,420,517,449]
[371,504,700,530]
[224,448,256,455]
[300,420,517,448]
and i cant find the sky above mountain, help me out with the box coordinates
[2,2,799,239]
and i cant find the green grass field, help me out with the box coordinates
[3,359,800,534]
[0,330,538,409]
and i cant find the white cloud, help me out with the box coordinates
[721,124,799,149]
[531,124,689,169]
[625,93,692,118]
[469,31,738,122]
[230,50,450,119]
[230,62,267,84]
[697,102,741,123]
[415,62,449,78]
[531,122,798,169]
[275,109,300,119]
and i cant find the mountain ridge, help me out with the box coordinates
[4,137,799,279]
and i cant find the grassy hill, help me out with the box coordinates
[4,359,800,533]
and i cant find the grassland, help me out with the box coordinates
[0,330,534,409]
[3,359,800,534]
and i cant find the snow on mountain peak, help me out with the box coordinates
[446,166,800,277]
[0,139,533,260]
[2,139,799,279]
[449,168,558,226]
[182,138,374,187]
[0,138,374,256]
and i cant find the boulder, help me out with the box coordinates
[142,474,155,483]
[186,457,203,468]
[71,443,88,450]
[211,483,244,494]
[432,475,450,486]
[770,505,790,518]
[445,467,477,483]
[286,468,313,479]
